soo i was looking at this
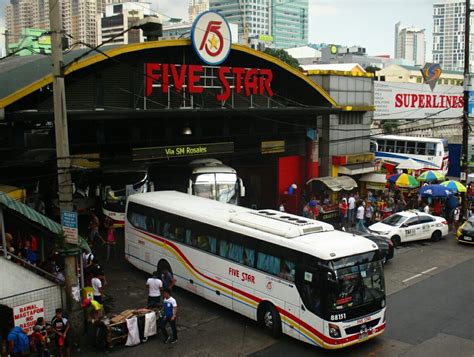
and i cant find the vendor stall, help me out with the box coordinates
[306,176,358,224]
[360,173,387,195]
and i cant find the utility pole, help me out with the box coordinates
[462,0,472,220]
[49,0,83,333]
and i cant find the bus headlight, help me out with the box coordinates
[328,323,341,338]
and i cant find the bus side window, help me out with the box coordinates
[185,229,193,245]
[416,142,426,155]
[243,248,255,267]
[299,268,322,315]
[219,240,244,263]
[280,260,296,281]
[175,226,185,242]
[407,141,415,154]
[163,222,174,239]
[426,143,436,156]
[257,252,280,276]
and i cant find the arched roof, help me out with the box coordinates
[0,39,337,109]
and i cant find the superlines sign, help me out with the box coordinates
[144,63,273,102]
[374,81,463,120]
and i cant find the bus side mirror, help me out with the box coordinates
[187,179,193,195]
[239,178,245,197]
[148,181,154,192]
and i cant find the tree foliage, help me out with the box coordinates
[263,48,301,70]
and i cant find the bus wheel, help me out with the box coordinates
[258,303,282,337]
[391,235,401,247]
[431,230,442,242]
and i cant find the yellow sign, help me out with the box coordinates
[346,153,374,165]
[71,153,100,169]
[261,140,285,154]
[258,34,273,42]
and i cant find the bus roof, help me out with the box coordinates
[192,165,237,174]
[372,135,446,143]
[128,191,378,261]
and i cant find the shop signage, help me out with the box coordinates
[133,142,234,161]
[346,153,374,165]
[374,82,463,120]
[61,211,78,245]
[421,63,442,91]
[261,140,285,154]
[191,11,231,66]
[145,63,273,102]
[13,300,44,334]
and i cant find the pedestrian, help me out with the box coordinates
[31,317,51,357]
[365,201,374,225]
[338,198,348,229]
[356,202,366,231]
[348,194,356,226]
[160,289,178,344]
[433,199,442,216]
[51,308,70,357]
[452,206,460,232]
[88,212,105,248]
[7,325,30,357]
[106,226,116,262]
[423,202,430,214]
[161,268,176,292]
[146,271,163,308]
[91,272,105,304]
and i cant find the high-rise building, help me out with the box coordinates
[433,0,474,72]
[5,0,105,50]
[394,22,426,66]
[188,0,209,23]
[99,1,153,44]
[209,0,308,49]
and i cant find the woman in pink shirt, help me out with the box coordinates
[106,227,116,262]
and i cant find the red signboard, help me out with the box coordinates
[144,63,273,102]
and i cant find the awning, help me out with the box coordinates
[359,173,387,184]
[306,176,358,192]
[0,192,90,252]
[396,158,424,170]
[337,163,376,175]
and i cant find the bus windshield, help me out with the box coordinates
[103,171,148,210]
[327,252,385,313]
[193,173,239,204]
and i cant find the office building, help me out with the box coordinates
[188,0,209,23]
[209,0,308,48]
[394,22,426,66]
[433,0,474,71]
[99,2,153,44]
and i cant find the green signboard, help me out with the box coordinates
[133,142,234,161]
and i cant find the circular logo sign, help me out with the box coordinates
[191,11,232,66]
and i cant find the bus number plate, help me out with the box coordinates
[330,313,346,321]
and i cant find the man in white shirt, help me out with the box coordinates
[348,195,356,226]
[146,271,163,308]
[91,272,104,304]
[356,202,366,231]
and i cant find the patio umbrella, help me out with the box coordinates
[387,173,420,188]
[417,170,445,182]
[418,184,454,198]
[440,180,467,193]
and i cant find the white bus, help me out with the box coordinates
[125,191,386,349]
[371,135,449,175]
[187,159,245,205]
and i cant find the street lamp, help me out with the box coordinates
[48,5,162,333]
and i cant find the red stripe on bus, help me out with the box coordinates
[132,227,385,345]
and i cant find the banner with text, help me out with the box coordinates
[374,81,463,120]
[133,142,234,161]
[13,300,44,334]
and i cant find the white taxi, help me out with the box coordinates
[368,210,449,247]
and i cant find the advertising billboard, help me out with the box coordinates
[374,81,463,120]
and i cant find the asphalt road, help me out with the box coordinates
[78,231,474,357]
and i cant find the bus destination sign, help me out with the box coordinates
[133,142,234,161]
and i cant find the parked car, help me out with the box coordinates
[368,210,448,247]
[345,227,394,264]
[456,216,474,245]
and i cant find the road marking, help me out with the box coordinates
[421,267,438,274]
[402,267,438,283]
[402,274,422,283]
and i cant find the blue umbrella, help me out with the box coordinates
[418,184,454,198]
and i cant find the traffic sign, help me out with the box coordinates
[61,211,78,245]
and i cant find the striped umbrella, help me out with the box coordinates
[387,173,420,188]
[440,180,467,193]
[417,170,445,182]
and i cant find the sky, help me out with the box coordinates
[0,0,435,60]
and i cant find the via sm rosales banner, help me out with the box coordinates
[374,81,463,120]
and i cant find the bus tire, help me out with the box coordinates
[258,302,282,337]
[391,235,401,247]
[431,230,442,242]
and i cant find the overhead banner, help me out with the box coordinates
[133,142,234,161]
[374,81,463,120]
